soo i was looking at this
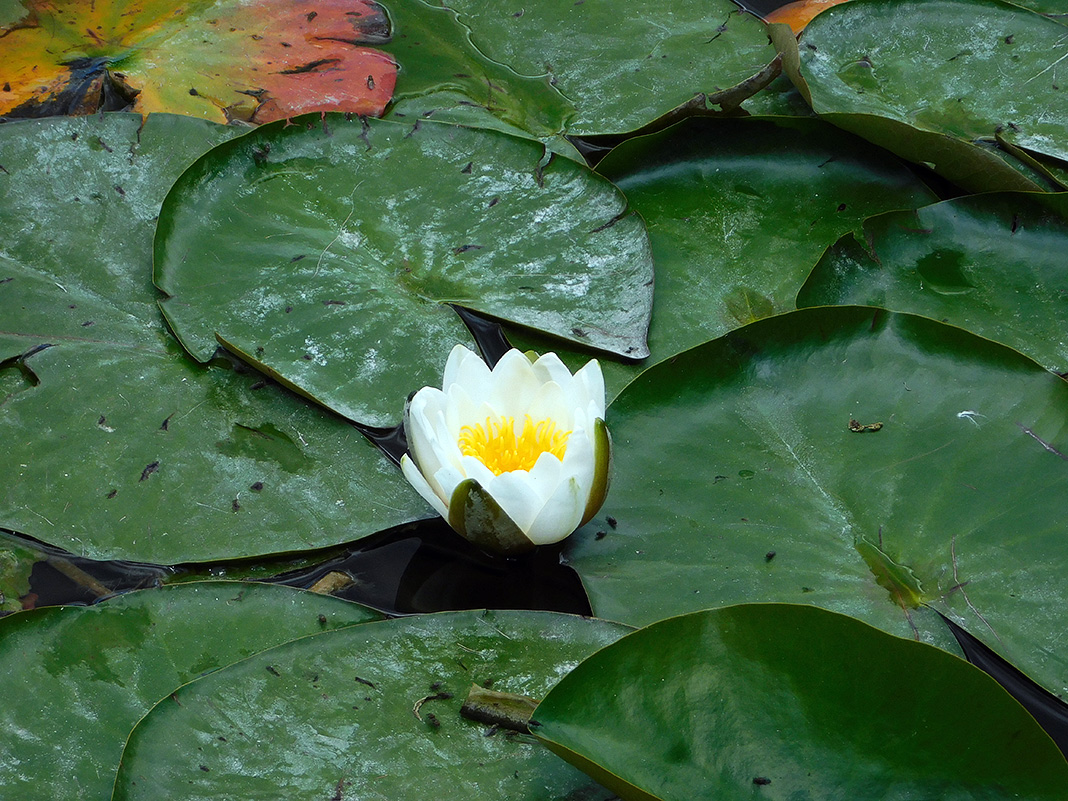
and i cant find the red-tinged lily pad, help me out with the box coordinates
[0,0,396,123]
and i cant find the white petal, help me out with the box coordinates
[432,463,465,501]
[443,344,493,407]
[400,455,449,519]
[524,476,585,545]
[482,471,544,532]
[486,349,542,419]
[525,380,572,429]
[525,450,564,503]
[445,384,499,439]
[558,427,595,491]
[531,351,575,391]
[573,359,606,418]
[460,454,498,488]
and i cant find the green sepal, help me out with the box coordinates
[580,418,611,527]
[448,478,535,556]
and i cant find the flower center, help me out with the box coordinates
[458,415,570,475]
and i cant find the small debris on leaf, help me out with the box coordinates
[848,418,883,433]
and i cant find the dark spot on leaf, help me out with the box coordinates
[189,87,199,96]
[837,203,847,211]
[251,380,267,390]
[106,489,117,499]
[802,586,814,593]
[1011,213,1020,233]
[606,515,617,528]
[323,299,346,306]
[0,277,12,284]
[488,196,500,207]
[285,306,293,313]
[318,613,327,625]
[753,777,771,786]
[113,185,125,197]
[290,254,306,262]
[96,137,112,153]
[200,765,210,772]
[306,10,317,21]
[2,83,9,92]
[765,551,776,562]
[231,499,241,512]
[571,327,587,337]
[461,161,472,173]
[355,676,376,689]
[139,461,160,481]
[81,320,93,327]
[595,530,606,540]
[453,244,483,254]
[250,481,264,492]
[302,353,313,360]
[426,713,440,729]
[160,413,173,431]
[367,74,375,90]
[266,665,280,677]
[1005,34,1015,44]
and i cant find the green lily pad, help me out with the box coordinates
[0,581,379,801]
[0,114,428,562]
[789,0,1068,192]
[379,0,777,142]
[511,116,936,401]
[423,0,778,137]
[154,114,653,426]
[535,605,1068,801]
[0,0,396,122]
[564,307,1068,698]
[797,192,1068,375]
[113,610,631,800]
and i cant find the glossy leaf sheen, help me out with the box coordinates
[564,307,1068,698]
[0,581,379,801]
[795,0,1068,190]
[535,605,1068,800]
[0,114,428,562]
[429,0,777,137]
[798,192,1068,375]
[0,0,395,122]
[512,117,936,401]
[155,114,653,425]
[114,610,631,801]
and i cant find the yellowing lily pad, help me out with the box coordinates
[0,0,396,122]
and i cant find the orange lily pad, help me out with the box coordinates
[0,0,396,122]
[765,0,854,33]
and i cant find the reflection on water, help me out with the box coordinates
[2,519,590,618]
[264,518,591,616]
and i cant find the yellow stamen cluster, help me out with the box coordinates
[458,415,570,475]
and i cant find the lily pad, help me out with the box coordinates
[797,192,1068,375]
[423,0,778,137]
[563,307,1068,699]
[535,605,1068,801]
[0,581,380,801]
[114,610,631,800]
[788,0,1068,192]
[511,117,936,401]
[0,0,396,122]
[155,114,654,426]
[0,114,428,562]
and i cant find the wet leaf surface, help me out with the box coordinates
[0,581,379,800]
[792,0,1068,191]
[510,117,936,401]
[0,114,427,562]
[155,114,653,426]
[564,307,1068,699]
[114,610,631,801]
[535,605,1068,801]
[798,192,1068,375]
[0,0,396,122]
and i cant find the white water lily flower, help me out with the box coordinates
[400,344,611,555]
